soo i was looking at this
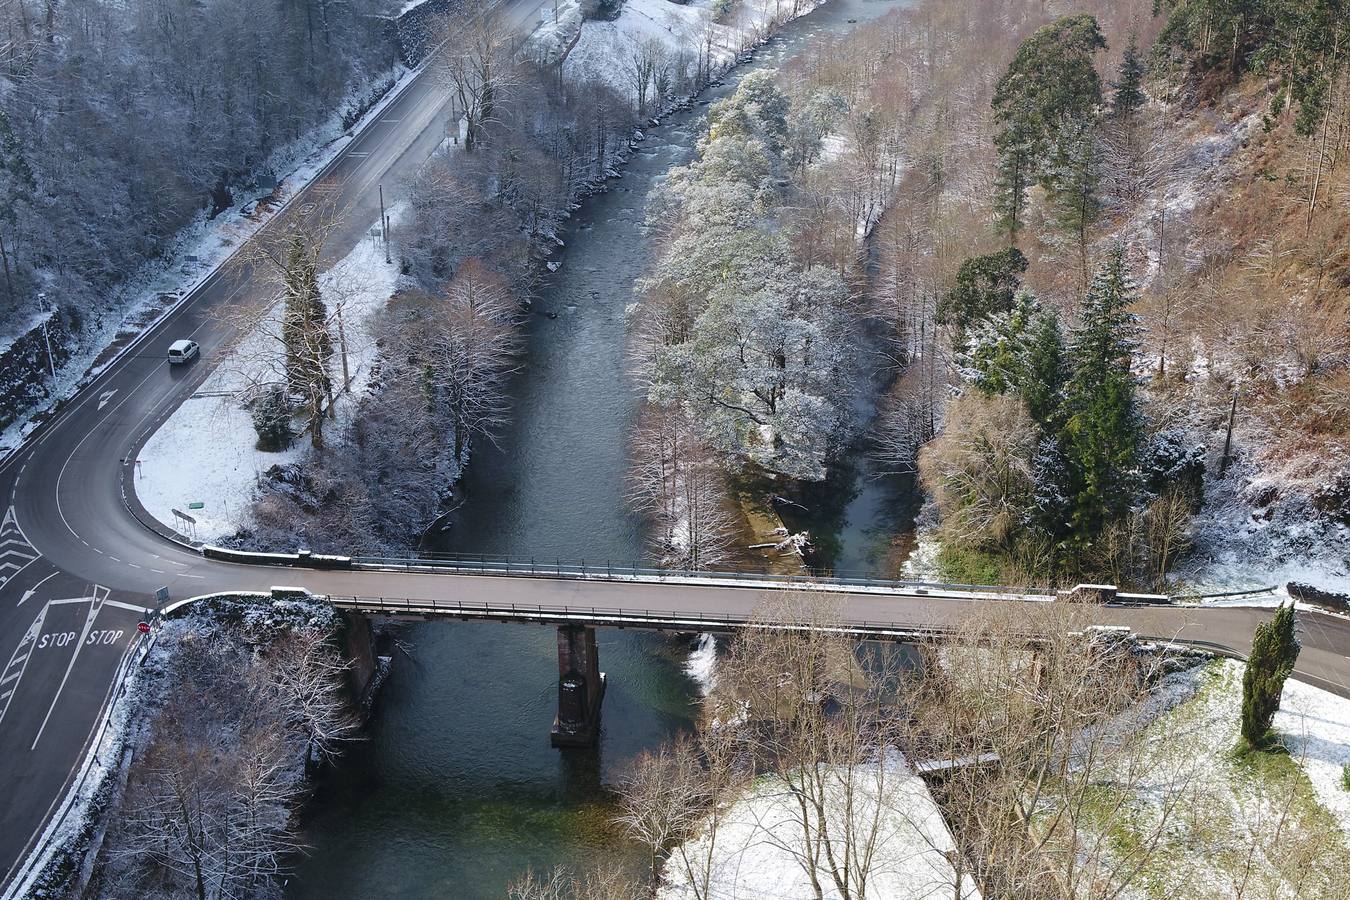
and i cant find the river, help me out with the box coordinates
[289,2,908,896]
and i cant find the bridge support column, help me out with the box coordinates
[341,611,378,704]
[550,625,605,748]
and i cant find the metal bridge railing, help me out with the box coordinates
[322,594,1006,640]
[349,552,1060,599]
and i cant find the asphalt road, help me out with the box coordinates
[2,0,1349,890]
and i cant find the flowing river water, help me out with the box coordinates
[289,2,908,895]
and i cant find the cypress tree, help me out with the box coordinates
[992,14,1107,243]
[281,232,333,448]
[1061,245,1142,543]
[1021,304,1066,430]
[1241,603,1300,749]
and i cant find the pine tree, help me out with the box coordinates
[1061,245,1143,543]
[1045,118,1104,277]
[1241,603,1301,749]
[993,126,1037,245]
[1111,39,1148,122]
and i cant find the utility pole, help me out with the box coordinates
[335,304,351,393]
[379,184,390,264]
[37,292,55,380]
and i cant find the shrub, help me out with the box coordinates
[251,387,294,452]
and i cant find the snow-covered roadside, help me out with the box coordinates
[1169,460,1350,598]
[565,0,827,102]
[3,631,154,900]
[136,208,405,544]
[522,0,586,65]
[5,593,347,900]
[658,760,981,899]
[0,62,419,461]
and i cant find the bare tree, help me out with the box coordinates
[108,611,354,900]
[508,864,642,900]
[431,0,521,152]
[629,404,738,570]
[380,258,520,463]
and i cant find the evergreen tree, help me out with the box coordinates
[993,123,1038,245]
[1267,0,1350,137]
[1241,603,1300,749]
[1021,304,1067,429]
[938,248,1029,339]
[251,387,294,452]
[1061,245,1143,543]
[962,290,1065,430]
[281,232,333,447]
[1111,39,1148,122]
[1045,118,1104,276]
[992,14,1107,241]
[1154,0,1275,76]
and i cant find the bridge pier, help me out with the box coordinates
[341,611,378,703]
[550,624,606,748]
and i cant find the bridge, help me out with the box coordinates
[156,550,1348,749]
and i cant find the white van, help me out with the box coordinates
[167,339,200,365]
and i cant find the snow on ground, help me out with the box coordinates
[659,760,981,900]
[522,0,586,65]
[0,63,416,460]
[1094,660,1350,898]
[5,632,153,900]
[1169,455,1350,599]
[1278,674,1350,834]
[566,0,825,102]
[136,208,404,543]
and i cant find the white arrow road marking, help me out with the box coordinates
[32,585,108,749]
[0,604,48,728]
[19,571,58,606]
[97,389,118,411]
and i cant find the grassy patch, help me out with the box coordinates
[933,544,1005,585]
[1065,660,1350,899]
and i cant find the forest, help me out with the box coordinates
[0,0,400,336]
[629,0,1349,591]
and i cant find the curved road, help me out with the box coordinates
[2,1,1349,890]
